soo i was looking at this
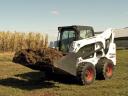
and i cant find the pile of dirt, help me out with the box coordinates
[12,48,63,70]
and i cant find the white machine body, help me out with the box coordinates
[55,28,116,76]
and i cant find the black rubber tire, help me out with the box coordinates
[96,58,114,80]
[77,62,96,85]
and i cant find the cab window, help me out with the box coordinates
[60,29,76,53]
[80,29,93,39]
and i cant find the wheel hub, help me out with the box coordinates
[106,64,113,77]
[85,67,94,82]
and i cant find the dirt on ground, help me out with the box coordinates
[12,48,63,70]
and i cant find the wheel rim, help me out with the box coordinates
[85,67,94,82]
[106,64,113,77]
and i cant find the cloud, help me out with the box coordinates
[51,10,59,15]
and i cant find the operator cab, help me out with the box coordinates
[58,25,94,53]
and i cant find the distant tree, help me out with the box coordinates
[44,34,48,48]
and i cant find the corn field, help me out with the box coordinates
[0,31,48,52]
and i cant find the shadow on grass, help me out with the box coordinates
[0,71,58,90]
[0,71,79,90]
[45,72,79,85]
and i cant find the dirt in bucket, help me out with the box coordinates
[12,48,63,68]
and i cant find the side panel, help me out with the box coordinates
[106,43,116,65]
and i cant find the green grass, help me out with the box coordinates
[0,50,128,96]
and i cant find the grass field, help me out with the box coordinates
[0,50,128,96]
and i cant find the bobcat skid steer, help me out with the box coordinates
[13,25,116,85]
[50,25,116,85]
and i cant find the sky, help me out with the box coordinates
[0,0,127,40]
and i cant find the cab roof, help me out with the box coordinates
[58,25,93,32]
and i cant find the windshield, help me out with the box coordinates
[60,29,76,53]
[80,29,93,39]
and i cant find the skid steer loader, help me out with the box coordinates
[13,25,116,85]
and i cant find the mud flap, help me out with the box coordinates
[54,53,78,76]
